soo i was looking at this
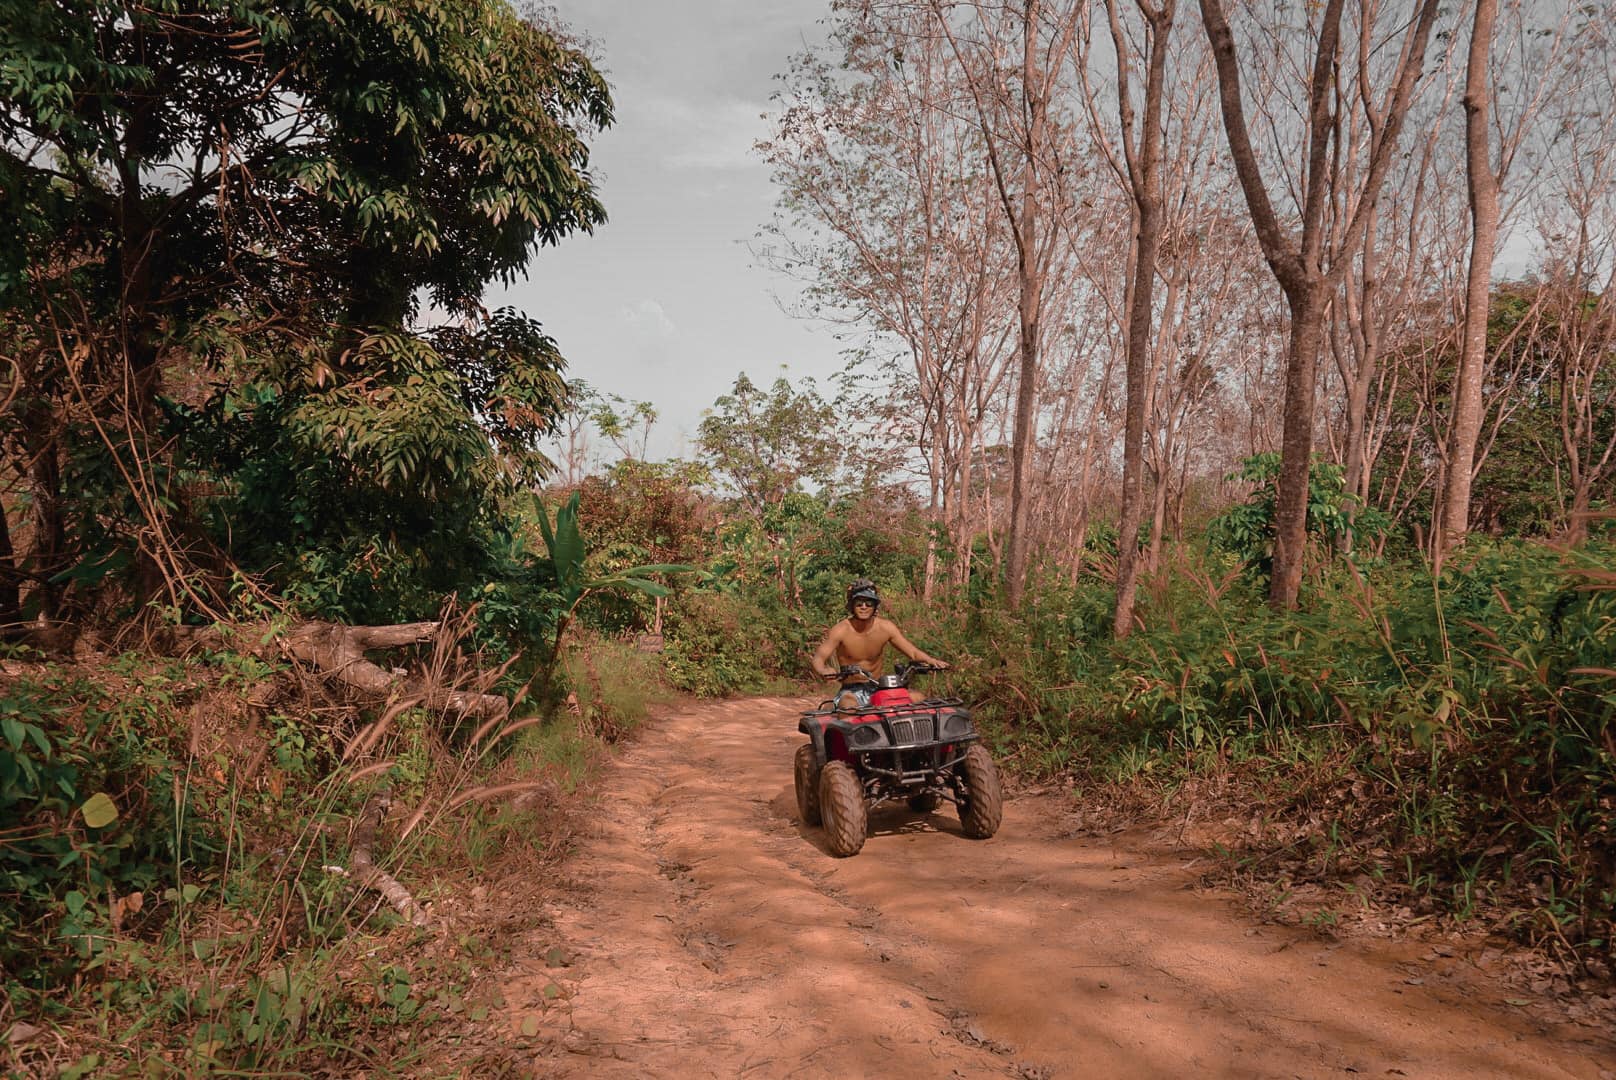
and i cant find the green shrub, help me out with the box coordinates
[662,590,776,695]
[1,664,222,987]
[1210,453,1393,581]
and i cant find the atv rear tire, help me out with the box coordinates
[956,744,1003,839]
[818,761,868,857]
[794,743,822,826]
[907,792,940,813]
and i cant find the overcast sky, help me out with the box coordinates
[491,0,840,465]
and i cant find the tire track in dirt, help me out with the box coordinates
[496,697,1613,1078]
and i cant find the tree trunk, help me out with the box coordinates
[1109,0,1173,638]
[27,420,65,619]
[1563,485,1591,546]
[920,435,941,601]
[1113,203,1159,632]
[174,620,509,721]
[1147,457,1171,571]
[1438,0,1501,566]
[1339,203,1382,506]
[1004,0,1044,609]
[116,92,176,606]
[1270,286,1326,607]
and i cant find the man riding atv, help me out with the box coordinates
[797,578,1000,856]
[811,579,948,710]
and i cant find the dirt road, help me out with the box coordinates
[497,698,1613,1078]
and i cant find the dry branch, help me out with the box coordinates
[347,793,432,929]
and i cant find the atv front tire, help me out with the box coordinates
[956,744,1003,839]
[794,743,823,826]
[818,761,868,857]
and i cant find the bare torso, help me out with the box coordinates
[830,616,899,676]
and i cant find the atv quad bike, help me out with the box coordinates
[795,662,1003,857]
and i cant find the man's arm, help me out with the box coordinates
[885,622,948,669]
[811,623,846,679]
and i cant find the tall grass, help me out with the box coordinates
[899,538,1616,959]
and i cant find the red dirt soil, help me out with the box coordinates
[494,697,1615,1078]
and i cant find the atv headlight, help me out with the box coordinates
[850,724,885,747]
[941,710,971,737]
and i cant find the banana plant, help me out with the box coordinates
[535,491,690,687]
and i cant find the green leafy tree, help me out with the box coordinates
[176,313,573,621]
[695,373,843,520]
[0,0,611,614]
[1,0,609,331]
[590,395,659,462]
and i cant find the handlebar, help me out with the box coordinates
[825,660,949,681]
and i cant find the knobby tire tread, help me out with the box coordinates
[818,761,867,857]
[794,743,822,826]
[957,744,1003,839]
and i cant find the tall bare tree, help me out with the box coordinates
[1436,0,1582,559]
[1198,0,1441,607]
[758,5,1021,595]
[1435,0,1502,563]
[930,0,1084,605]
[1532,42,1616,542]
[1321,14,1467,516]
[1090,0,1177,636]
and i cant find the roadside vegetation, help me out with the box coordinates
[567,459,1616,971]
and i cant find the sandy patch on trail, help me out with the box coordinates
[490,697,1613,1078]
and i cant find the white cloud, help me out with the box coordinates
[620,297,679,341]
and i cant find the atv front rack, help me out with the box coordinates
[802,695,967,718]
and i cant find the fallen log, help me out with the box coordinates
[171,619,507,721]
[279,620,507,721]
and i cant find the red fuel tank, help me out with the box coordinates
[870,687,913,707]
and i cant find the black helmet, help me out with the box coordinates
[846,578,880,614]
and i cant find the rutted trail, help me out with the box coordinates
[497,698,1612,1078]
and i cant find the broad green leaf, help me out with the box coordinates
[613,578,671,598]
[536,500,561,569]
[79,792,118,829]
[552,491,586,592]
